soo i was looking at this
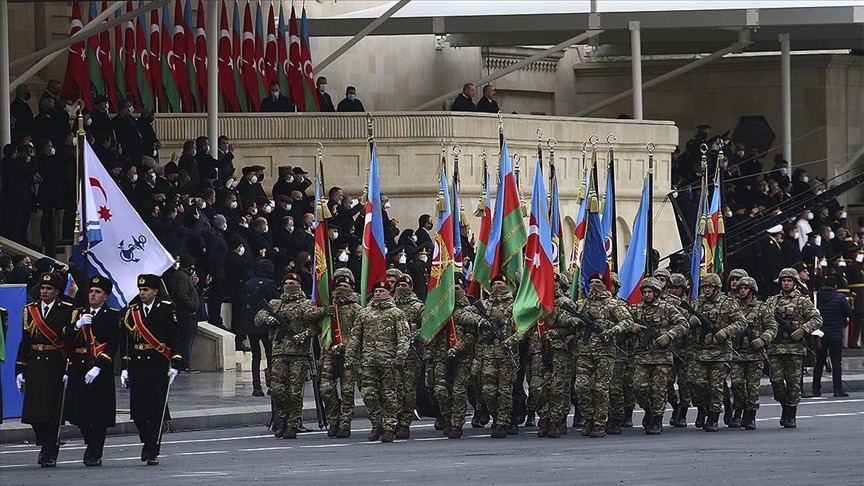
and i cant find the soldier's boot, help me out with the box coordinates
[507,424,519,435]
[811,386,821,397]
[480,410,491,426]
[672,404,688,427]
[654,415,664,434]
[589,424,607,438]
[367,426,382,442]
[833,388,849,398]
[580,420,593,437]
[273,422,287,439]
[447,427,463,439]
[605,419,622,435]
[644,415,659,435]
[490,424,508,438]
[784,407,797,428]
[572,410,585,429]
[620,408,633,428]
[394,425,410,440]
[524,409,536,427]
[471,410,484,428]
[667,399,680,427]
[380,430,395,443]
[546,422,561,438]
[728,408,743,428]
[704,412,720,432]
[537,418,550,438]
[434,417,445,431]
[742,410,757,430]
[442,423,452,437]
[695,407,707,429]
[558,423,568,435]
[282,428,298,439]
[335,429,352,438]
[327,423,338,438]
[723,397,733,426]
[779,405,789,427]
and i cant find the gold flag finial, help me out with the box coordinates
[316,144,332,220]
[475,149,488,217]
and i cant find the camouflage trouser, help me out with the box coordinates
[574,354,615,425]
[731,360,762,412]
[666,355,690,407]
[526,353,550,420]
[689,360,730,414]
[270,355,309,429]
[481,358,516,427]
[427,357,473,429]
[397,358,420,428]
[633,363,672,417]
[319,351,357,431]
[769,354,803,407]
[609,357,635,422]
[359,365,400,433]
[548,349,575,426]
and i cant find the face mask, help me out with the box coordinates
[25,156,32,162]
[589,281,606,294]
[319,84,327,92]
[173,262,180,270]
[239,221,248,229]
[384,201,391,209]
[725,211,732,218]
[838,260,846,267]
[828,231,835,240]
[762,186,769,194]
[331,232,339,240]
[491,286,509,295]
[220,144,228,152]
[226,178,237,189]
[48,147,55,156]
[338,251,349,263]
[191,149,197,157]
[418,254,428,263]
[840,212,847,219]
[249,208,257,215]
[263,204,273,214]
[780,168,787,175]
[820,258,828,267]
[806,212,813,220]
[153,149,158,157]
[86,118,92,126]
[286,204,292,211]
[199,201,208,209]
[412,235,418,243]
[287,226,294,233]
[347,94,356,101]
[262,225,269,233]
[802,176,809,183]
[856,254,864,263]
[272,91,279,98]
[792,232,799,239]
[128,106,135,115]
[815,236,822,246]
[131,174,138,183]
[333,287,352,299]
[398,254,407,264]
[736,151,744,157]
[816,189,824,195]
[218,223,227,231]
[237,246,245,256]
[395,286,412,298]
[149,173,157,182]
[65,105,74,116]
[250,176,258,184]
[229,201,238,209]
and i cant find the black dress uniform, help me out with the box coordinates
[63,276,122,466]
[121,274,183,464]
[15,273,75,467]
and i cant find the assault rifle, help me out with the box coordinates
[633,317,683,361]
[774,312,817,358]
[471,301,518,367]
[734,327,769,360]
[678,300,717,345]
[558,301,625,354]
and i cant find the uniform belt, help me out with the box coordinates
[73,347,88,354]
[133,344,155,350]
[30,344,59,351]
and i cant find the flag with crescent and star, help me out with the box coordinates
[421,158,456,343]
[618,176,650,304]
[360,146,387,306]
[75,143,174,307]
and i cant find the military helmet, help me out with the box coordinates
[700,273,722,288]
[653,268,672,281]
[778,268,798,280]
[640,277,664,293]
[386,268,404,278]
[333,267,355,283]
[611,272,621,289]
[727,268,749,283]
[737,276,759,293]
[554,272,571,290]
[669,273,688,287]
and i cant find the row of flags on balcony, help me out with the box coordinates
[62,0,320,113]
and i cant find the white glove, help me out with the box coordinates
[75,313,93,330]
[84,366,101,384]
[168,368,179,386]
[338,251,349,263]
[16,373,25,393]
[121,370,129,388]
[812,329,825,338]
[62,374,68,385]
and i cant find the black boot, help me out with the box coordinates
[367,426,382,442]
[537,418,549,438]
[641,411,651,430]
[834,388,849,398]
[811,387,821,397]
[723,397,733,426]
[728,408,743,428]
[471,410,483,428]
[507,424,519,435]
[779,405,789,427]
[742,410,757,430]
[695,407,707,429]
[654,415,664,434]
[784,406,797,428]
[620,408,633,428]
[434,417,445,431]
[667,399,680,427]
[524,409,536,428]
[606,419,622,435]
[273,422,287,439]
[644,414,659,435]
[671,404,688,427]
[704,412,720,432]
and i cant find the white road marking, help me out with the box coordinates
[173,450,228,456]
[413,437,449,441]
[237,446,294,452]
[298,443,350,448]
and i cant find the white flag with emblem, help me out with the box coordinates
[76,143,174,306]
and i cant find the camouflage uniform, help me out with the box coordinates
[663,273,692,427]
[687,273,748,431]
[479,289,518,437]
[425,292,481,437]
[393,288,424,435]
[608,274,636,429]
[615,278,690,434]
[731,277,778,429]
[535,288,581,437]
[573,283,634,438]
[319,286,362,436]
[766,268,822,427]
[255,288,330,438]
[344,297,410,439]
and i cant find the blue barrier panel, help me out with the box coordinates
[1,284,27,420]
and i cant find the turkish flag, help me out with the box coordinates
[62,2,93,108]
[99,2,118,110]
[287,5,303,110]
[194,0,208,111]
[241,1,260,111]
[172,0,192,111]
[122,2,139,107]
[264,2,277,86]
[149,7,163,111]
[218,0,240,112]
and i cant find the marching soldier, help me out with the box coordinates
[572,273,633,438]
[121,274,183,465]
[607,272,636,432]
[345,280,410,443]
[665,273,692,427]
[393,274,424,439]
[686,273,748,432]
[15,273,75,467]
[653,268,672,295]
[611,277,689,435]
[766,268,823,428]
[479,275,520,438]
[321,269,362,438]
[255,273,331,439]
[720,268,750,424]
[64,276,122,466]
[731,277,777,430]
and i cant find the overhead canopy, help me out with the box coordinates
[307,0,864,54]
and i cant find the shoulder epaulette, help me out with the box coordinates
[109,307,121,312]
[59,301,73,306]
[161,300,173,305]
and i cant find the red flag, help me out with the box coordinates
[264,2,277,86]
[194,0,208,110]
[149,7,163,111]
[218,0,240,111]
[299,6,319,111]
[172,0,192,111]
[287,5,303,110]
[242,2,261,111]
[99,2,118,110]
[122,2,139,106]
[134,3,154,108]
[62,2,93,108]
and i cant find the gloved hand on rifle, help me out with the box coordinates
[266,316,279,326]
[322,305,335,316]
[653,333,672,348]
[631,322,647,334]
[750,337,766,350]
[292,331,308,344]
[713,329,729,343]
[344,357,358,370]
[544,328,558,340]
[599,328,617,340]
[447,347,458,358]
[330,343,344,354]
[504,333,521,349]
[790,328,807,341]
[688,316,701,328]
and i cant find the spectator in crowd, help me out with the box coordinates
[272,166,294,200]
[295,251,314,297]
[415,214,434,247]
[226,233,253,351]
[768,156,791,188]
[794,210,814,251]
[6,255,33,284]
[286,167,311,196]
[112,100,142,165]
[337,86,365,112]
[31,97,57,147]
[781,225,803,270]
[0,143,38,245]
[814,276,853,397]
[139,108,160,159]
[260,81,296,112]
[178,140,200,192]
[238,166,267,210]
[93,132,118,171]
[89,95,112,138]
[316,76,335,112]
[216,135,236,183]
[477,84,499,113]
[243,258,278,396]
[195,136,220,185]
[759,225,785,296]
[451,83,477,112]
[170,254,201,373]
[791,168,810,197]
[10,84,34,142]
[203,215,229,330]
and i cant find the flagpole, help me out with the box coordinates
[645,142,655,276]
[607,134,619,272]
[716,148,727,278]
[74,100,89,279]
[362,113,373,204]
[589,134,600,196]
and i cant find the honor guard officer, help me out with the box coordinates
[121,274,183,465]
[15,273,74,467]
[64,276,123,466]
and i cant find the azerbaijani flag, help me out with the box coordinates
[312,164,335,349]
[513,156,554,333]
[690,173,709,300]
[420,160,456,343]
[496,139,527,287]
[569,167,591,300]
[580,195,610,295]
[618,177,650,304]
[64,274,79,298]
[360,147,387,306]
[705,166,725,279]
[452,159,464,273]
[299,6,320,111]
[601,162,615,271]
[468,160,494,297]
[549,160,566,274]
